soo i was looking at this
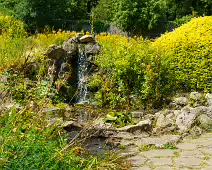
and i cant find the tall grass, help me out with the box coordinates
[0,107,130,169]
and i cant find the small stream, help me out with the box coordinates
[76,50,90,104]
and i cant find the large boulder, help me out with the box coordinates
[176,106,198,133]
[154,113,177,134]
[206,106,212,118]
[46,44,66,61]
[189,92,206,107]
[206,93,212,106]
[85,42,101,55]
[173,97,189,107]
[198,114,212,126]
[190,126,202,137]
[62,38,78,56]
[117,119,152,133]
[79,35,94,43]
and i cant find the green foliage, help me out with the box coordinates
[93,0,212,34]
[90,17,211,109]
[90,34,174,108]
[0,15,31,71]
[93,0,114,23]
[104,111,134,127]
[0,0,97,30]
[0,108,82,169]
[153,16,212,92]
[93,20,110,33]
[171,15,194,27]
[112,0,167,33]
[171,0,212,17]
[1,0,212,33]
[4,72,60,104]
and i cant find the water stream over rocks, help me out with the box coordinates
[76,49,90,104]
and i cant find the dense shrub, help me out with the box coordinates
[89,34,173,108]
[152,16,212,92]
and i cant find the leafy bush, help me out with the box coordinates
[89,34,173,108]
[152,16,212,92]
[104,111,134,127]
[4,73,60,104]
[93,20,110,33]
[171,15,194,27]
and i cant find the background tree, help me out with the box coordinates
[0,0,211,33]
[105,0,167,34]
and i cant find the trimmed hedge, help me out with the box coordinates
[152,16,212,92]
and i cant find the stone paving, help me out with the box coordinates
[125,133,212,170]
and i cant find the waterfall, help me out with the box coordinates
[76,50,89,104]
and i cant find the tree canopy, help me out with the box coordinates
[0,0,211,33]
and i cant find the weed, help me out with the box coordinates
[139,144,157,152]
[163,142,178,149]
[173,151,180,157]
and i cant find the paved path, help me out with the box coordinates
[126,133,212,170]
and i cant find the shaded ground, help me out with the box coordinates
[125,133,212,170]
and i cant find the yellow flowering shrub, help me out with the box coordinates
[152,16,212,92]
[0,15,76,71]
[33,30,76,49]
[0,15,28,70]
[0,15,27,37]
[28,30,77,60]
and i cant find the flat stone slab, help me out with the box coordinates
[190,138,212,148]
[174,157,201,167]
[132,167,151,170]
[118,147,139,156]
[127,155,147,167]
[124,132,212,169]
[120,135,181,147]
[199,148,212,155]
[141,149,176,158]
[154,167,173,170]
[180,150,205,158]
[150,158,173,166]
[202,167,212,170]
[176,142,197,150]
[204,158,212,165]
[79,35,94,43]
[201,133,212,139]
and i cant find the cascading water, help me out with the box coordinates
[76,49,90,104]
